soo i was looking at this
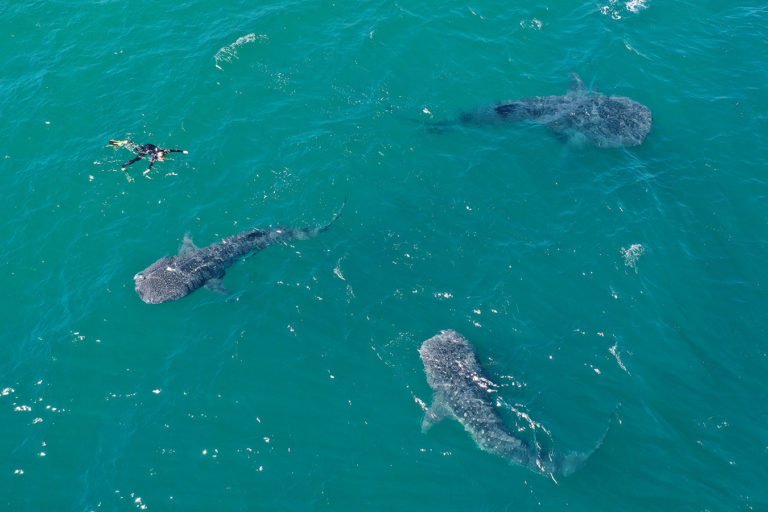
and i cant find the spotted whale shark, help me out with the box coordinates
[424,74,652,147]
[134,202,344,304]
[419,329,607,479]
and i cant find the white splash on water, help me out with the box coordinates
[333,258,346,281]
[623,40,648,58]
[599,0,649,20]
[519,18,543,30]
[609,342,630,374]
[620,243,645,271]
[214,33,267,70]
[625,0,649,13]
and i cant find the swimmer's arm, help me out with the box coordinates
[166,148,189,154]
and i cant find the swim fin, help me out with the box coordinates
[108,139,129,147]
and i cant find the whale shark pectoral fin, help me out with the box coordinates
[568,73,586,95]
[179,234,199,258]
[422,394,451,433]
[205,278,231,296]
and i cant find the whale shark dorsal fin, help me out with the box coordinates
[179,233,198,258]
[568,73,586,95]
[421,393,451,433]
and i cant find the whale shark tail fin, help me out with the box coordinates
[298,197,346,239]
[554,402,621,478]
[282,199,346,242]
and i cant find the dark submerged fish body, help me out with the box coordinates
[134,204,343,304]
[419,330,602,478]
[437,75,652,147]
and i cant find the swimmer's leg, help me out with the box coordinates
[109,139,140,152]
[121,155,143,171]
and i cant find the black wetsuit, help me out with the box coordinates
[121,142,185,173]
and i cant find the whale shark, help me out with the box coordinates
[134,202,344,304]
[419,329,606,479]
[424,74,652,147]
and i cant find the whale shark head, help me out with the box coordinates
[134,256,190,304]
[419,329,474,383]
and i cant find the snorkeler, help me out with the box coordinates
[108,139,188,175]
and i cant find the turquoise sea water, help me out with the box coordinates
[2,1,767,510]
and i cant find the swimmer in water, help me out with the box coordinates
[108,139,188,176]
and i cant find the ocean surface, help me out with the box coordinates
[1,1,766,510]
